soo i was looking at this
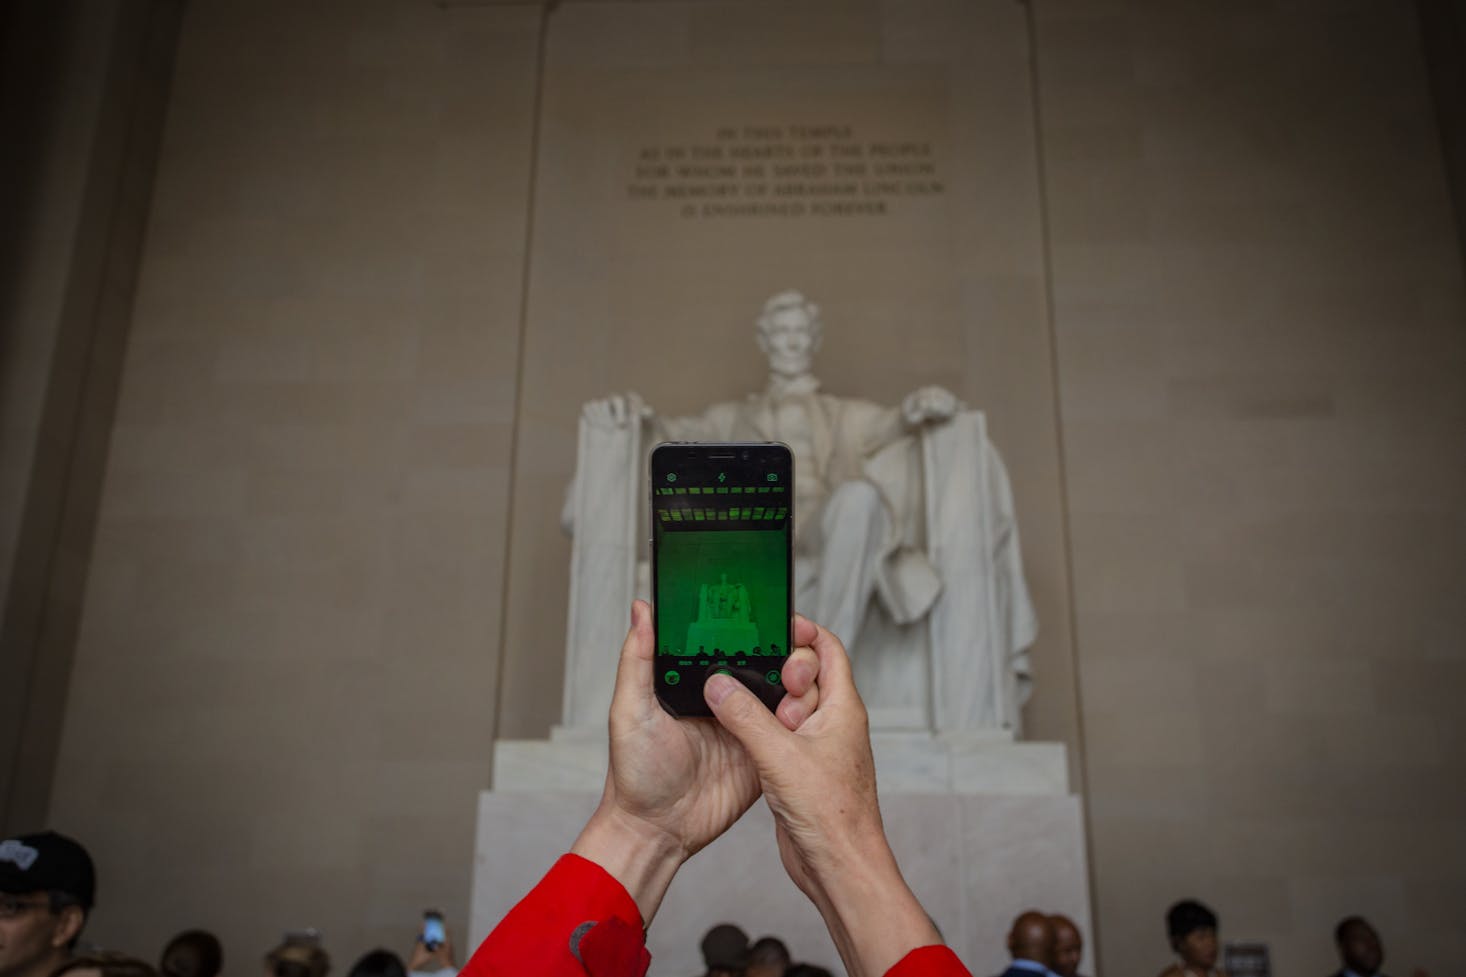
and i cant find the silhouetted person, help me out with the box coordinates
[160,931,223,977]
[263,939,329,977]
[1050,915,1085,977]
[1333,917,1384,977]
[747,937,790,977]
[1331,916,1431,977]
[698,924,750,977]
[345,951,405,977]
[997,910,1056,977]
[53,954,157,977]
[1158,900,1228,977]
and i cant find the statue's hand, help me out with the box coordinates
[583,393,652,429]
[901,385,960,425]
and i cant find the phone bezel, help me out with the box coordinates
[649,441,794,717]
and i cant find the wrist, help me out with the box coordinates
[808,832,941,977]
[570,802,687,926]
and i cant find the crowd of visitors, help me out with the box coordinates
[0,832,460,977]
[0,811,1433,977]
[0,610,1437,977]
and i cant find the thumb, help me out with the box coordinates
[610,600,655,716]
[705,673,787,761]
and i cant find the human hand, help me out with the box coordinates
[582,393,652,429]
[570,600,819,924]
[900,385,960,426]
[407,927,456,973]
[703,619,941,977]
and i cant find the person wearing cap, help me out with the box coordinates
[460,603,968,977]
[0,830,96,977]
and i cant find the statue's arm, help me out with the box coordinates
[842,386,962,459]
[562,393,654,535]
[899,385,962,427]
[583,393,653,431]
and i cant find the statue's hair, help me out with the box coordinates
[757,289,822,337]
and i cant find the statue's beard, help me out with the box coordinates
[767,351,813,378]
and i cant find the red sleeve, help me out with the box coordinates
[885,945,972,977]
[461,854,650,977]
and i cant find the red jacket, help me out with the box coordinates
[462,853,971,977]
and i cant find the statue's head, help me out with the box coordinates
[755,290,822,379]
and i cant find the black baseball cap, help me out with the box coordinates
[0,831,96,908]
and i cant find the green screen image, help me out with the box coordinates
[656,527,789,658]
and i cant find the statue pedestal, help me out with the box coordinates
[471,735,1092,975]
[491,727,1070,796]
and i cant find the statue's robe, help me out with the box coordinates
[562,387,1037,735]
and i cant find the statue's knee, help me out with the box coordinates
[824,480,883,528]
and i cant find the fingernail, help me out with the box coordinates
[779,700,806,727]
[704,673,737,706]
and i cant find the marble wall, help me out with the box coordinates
[38,0,542,957]
[1033,2,1466,974]
[0,0,182,831]
[8,0,1463,975]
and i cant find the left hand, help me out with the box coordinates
[901,385,960,425]
[571,600,820,923]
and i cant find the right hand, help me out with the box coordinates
[569,601,820,925]
[703,619,942,977]
[582,393,651,429]
[408,927,456,973]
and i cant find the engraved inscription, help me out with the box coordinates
[625,125,945,218]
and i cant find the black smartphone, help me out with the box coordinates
[651,441,794,717]
[421,910,445,950]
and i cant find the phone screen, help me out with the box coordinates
[421,911,445,948]
[651,442,793,716]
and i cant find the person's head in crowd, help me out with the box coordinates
[1334,916,1384,977]
[699,923,750,977]
[263,939,329,977]
[0,831,96,977]
[783,967,833,977]
[159,931,222,977]
[51,953,156,977]
[747,937,789,977]
[1006,910,1057,969]
[1167,900,1220,972]
[344,951,403,977]
[1050,914,1083,977]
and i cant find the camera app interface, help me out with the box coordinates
[654,463,790,682]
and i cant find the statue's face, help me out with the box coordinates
[758,305,819,377]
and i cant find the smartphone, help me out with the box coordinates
[651,441,793,717]
[421,910,445,950]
